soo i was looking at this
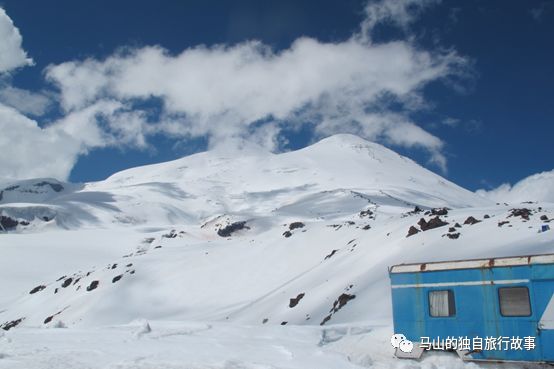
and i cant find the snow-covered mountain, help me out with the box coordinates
[1,134,553,368]
[0,134,489,231]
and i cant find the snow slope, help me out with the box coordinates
[1,134,553,368]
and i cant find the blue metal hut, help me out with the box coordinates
[389,254,554,363]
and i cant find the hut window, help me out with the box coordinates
[429,290,456,317]
[498,287,531,317]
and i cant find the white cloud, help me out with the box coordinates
[0,99,155,180]
[0,103,80,180]
[476,170,554,203]
[0,86,51,115]
[2,0,471,180]
[360,0,439,41]
[45,36,466,170]
[0,8,33,74]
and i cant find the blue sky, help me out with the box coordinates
[0,0,552,192]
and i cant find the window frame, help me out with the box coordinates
[498,286,532,317]
[428,289,456,318]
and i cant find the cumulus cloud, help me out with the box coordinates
[44,0,468,173]
[476,170,554,203]
[0,104,80,180]
[1,0,471,179]
[0,8,32,73]
[0,99,155,180]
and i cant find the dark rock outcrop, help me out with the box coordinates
[289,293,305,308]
[320,315,332,326]
[289,222,305,230]
[86,280,99,291]
[61,278,73,288]
[359,209,374,218]
[0,215,19,230]
[29,285,46,294]
[320,292,356,326]
[1,318,24,331]
[509,208,532,220]
[431,208,449,216]
[217,221,249,237]
[418,216,448,231]
[446,233,460,239]
[331,293,356,313]
[464,216,481,225]
[406,226,420,237]
[162,230,177,238]
[35,181,64,192]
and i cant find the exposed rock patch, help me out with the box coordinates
[406,226,420,237]
[418,216,448,231]
[61,278,73,288]
[289,222,305,230]
[217,221,249,237]
[86,280,99,292]
[29,285,46,294]
[0,215,19,231]
[1,318,24,331]
[508,208,532,220]
[464,216,481,225]
[162,230,177,238]
[359,209,374,218]
[35,181,64,192]
[320,315,332,325]
[431,207,449,216]
[289,293,305,308]
[320,293,356,325]
[331,293,356,313]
